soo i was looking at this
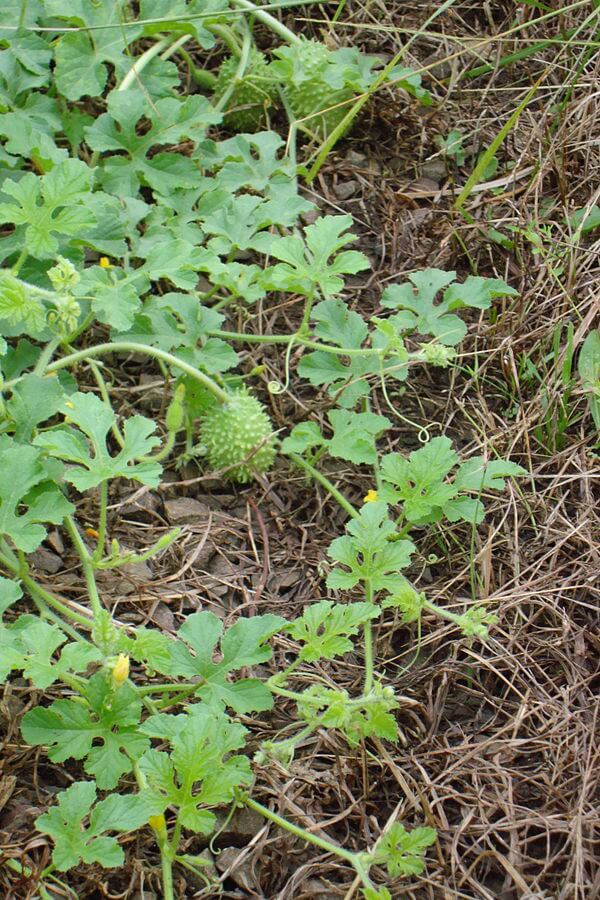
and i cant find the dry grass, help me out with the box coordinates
[1,1,599,898]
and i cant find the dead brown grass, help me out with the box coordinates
[1,1,599,898]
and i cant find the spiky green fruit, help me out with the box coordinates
[274,40,356,138]
[199,389,276,483]
[213,50,277,132]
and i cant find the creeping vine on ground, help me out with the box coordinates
[0,2,531,897]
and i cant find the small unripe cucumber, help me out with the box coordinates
[213,50,278,132]
[199,389,276,483]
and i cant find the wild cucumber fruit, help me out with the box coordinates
[274,40,356,138]
[213,50,278,132]
[199,389,276,482]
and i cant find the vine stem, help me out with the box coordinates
[245,797,359,865]
[244,796,375,890]
[363,581,375,693]
[288,453,358,519]
[16,341,229,403]
[118,35,176,92]
[63,517,103,621]
[92,481,108,564]
[228,0,300,45]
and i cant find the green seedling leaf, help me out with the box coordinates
[86,90,220,196]
[280,421,325,455]
[381,439,525,525]
[327,409,391,465]
[203,194,277,255]
[578,330,600,430]
[0,271,47,335]
[458,605,498,639]
[435,129,466,165]
[75,265,147,332]
[266,215,369,297]
[139,706,251,834]
[382,581,427,623]
[22,674,149,789]
[198,132,295,193]
[288,600,380,662]
[372,822,437,877]
[569,204,600,234]
[380,437,459,522]
[0,436,73,552]
[165,611,285,713]
[118,293,238,375]
[5,374,65,442]
[452,457,527,492]
[381,270,517,346]
[327,502,415,593]
[45,0,143,101]
[34,392,162,490]
[0,159,94,258]
[297,681,399,744]
[0,95,67,170]
[35,781,160,872]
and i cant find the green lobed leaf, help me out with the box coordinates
[33,392,162,490]
[0,435,73,552]
[22,674,149,789]
[164,611,285,713]
[372,822,437,877]
[288,599,380,662]
[327,502,415,593]
[35,781,161,872]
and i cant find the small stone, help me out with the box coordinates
[333,179,358,200]
[164,498,212,525]
[345,149,367,167]
[151,601,174,632]
[29,547,63,574]
[214,847,257,892]
[422,158,447,183]
[214,806,264,843]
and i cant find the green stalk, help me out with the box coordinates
[363,580,374,693]
[64,516,103,621]
[288,452,358,518]
[208,22,243,55]
[92,481,109,564]
[244,796,374,890]
[177,48,218,89]
[32,337,61,377]
[160,842,175,900]
[21,573,93,629]
[11,247,28,275]
[11,342,230,403]
[228,0,300,45]
[306,0,458,182]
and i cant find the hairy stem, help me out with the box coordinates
[288,453,358,519]
[363,582,375,693]
[25,342,230,404]
[245,796,367,874]
[228,0,300,46]
[92,481,109,564]
[64,517,103,621]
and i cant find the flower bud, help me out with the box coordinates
[112,654,129,686]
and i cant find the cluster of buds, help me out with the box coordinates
[47,256,81,336]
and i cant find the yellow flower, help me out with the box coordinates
[363,489,378,503]
[149,814,167,838]
[99,257,112,269]
[112,654,129,686]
